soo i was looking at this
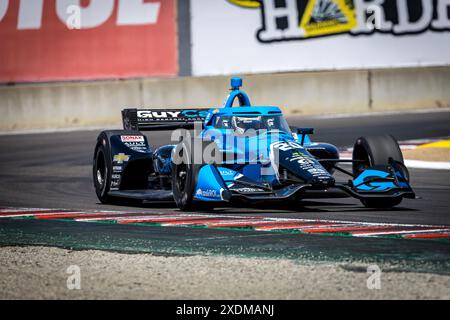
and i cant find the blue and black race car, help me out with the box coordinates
[93,77,415,210]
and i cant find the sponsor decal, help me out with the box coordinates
[271,141,331,179]
[353,169,395,191]
[137,109,209,121]
[112,166,123,173]
[195,189,218,198]
[290,152,330,177]
[121,135,145,143]
[290,152,316,165]
[0,0,177,82]
[138,111,182,119]
[125,143,149,152]
[110,181,120,188]
[113,153,130,164]
[218,168,236,176]
[300,0,356,38]
[232,187,266,193]
[227,0,450,43]
[272,141,304,151]
[121,138,149,153]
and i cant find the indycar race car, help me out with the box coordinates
[93,77,415,210]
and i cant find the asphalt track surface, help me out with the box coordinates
[1,110,450,272]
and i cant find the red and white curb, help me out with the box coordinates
[340,137,450,170]
[1,208,450,241]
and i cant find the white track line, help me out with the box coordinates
[77,214,203,222]
[0,211,87,218]
[404,160,450,170]
[353,228,450,237]
[340,139,450,170]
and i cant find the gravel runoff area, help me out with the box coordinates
[0,246,449,300]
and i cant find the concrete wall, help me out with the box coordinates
[1,66,449,131]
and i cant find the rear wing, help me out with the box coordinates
[122,108,210,131]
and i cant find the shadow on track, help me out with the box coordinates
[95,199,418,215]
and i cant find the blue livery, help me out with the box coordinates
[93,77,415,210]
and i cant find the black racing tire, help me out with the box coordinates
[171,139,219,211]
[360,197,403,209]
[352,135,405,209]
[171,140,201,211]
[352,134,404,176]
[93,133,114,204]
[93,131,145,206]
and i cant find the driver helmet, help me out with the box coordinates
[232,116,262,134]
[266,117,276,129]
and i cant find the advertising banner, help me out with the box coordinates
[191,0,450,76]
[0,0,177,82]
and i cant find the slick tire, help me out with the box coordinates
[93,132,115,204]
[360,197,403,209]
[171,139,219,211]
[352,135,405,209]
[93,131,144,206]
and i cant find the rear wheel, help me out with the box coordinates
[93,131,143,205]
[352,135,405,209]
[93,138,114,204]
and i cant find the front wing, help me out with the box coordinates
[192,163,415,203]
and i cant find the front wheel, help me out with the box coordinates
[361,197,402,209]
[352,135,405,209]
[171,141,202,211]
[171,139,220,211]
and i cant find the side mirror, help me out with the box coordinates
[296,128,314,145]
[297,128,314,135]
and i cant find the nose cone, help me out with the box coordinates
[310,176,335,187]
[272,142,335,186]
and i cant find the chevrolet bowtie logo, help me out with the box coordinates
[113,153,130,164]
